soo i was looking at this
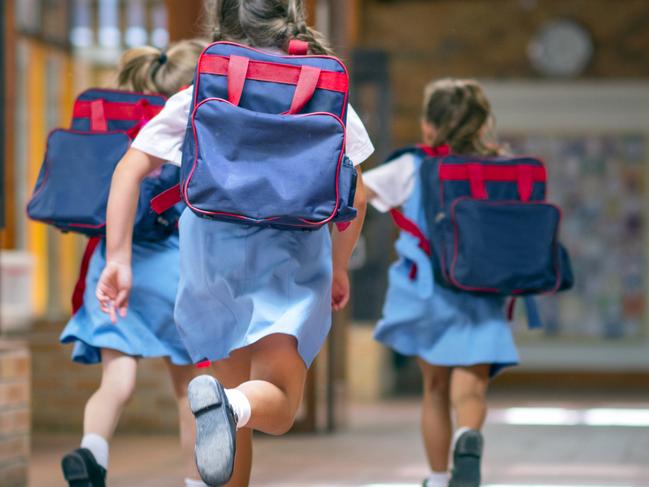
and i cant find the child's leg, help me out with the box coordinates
[448,364,490,487]
[189,335,305,485]
[236,334,306,436]
[211,349,252,487]
[450,365,490,430]
[417,360,452,479]
[165,361,202,483]
[62,349,137,486]
[82,349,137,464]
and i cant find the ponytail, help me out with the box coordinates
[116,39,207,97]
[117,46,162,94]
[204,0,333,56]
[423,78,505,156]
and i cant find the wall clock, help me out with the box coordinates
[528,19,594,78]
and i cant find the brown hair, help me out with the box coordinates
[423,78,503,156]
[116,38,208,97]
[204,0,332,55]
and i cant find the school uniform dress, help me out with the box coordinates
[60,234,193,365]
[131,86,374,367]
[364,151,519,376]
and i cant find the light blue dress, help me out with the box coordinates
[60,234,192,365]
[374,156,519,376]
[174,210,333,368]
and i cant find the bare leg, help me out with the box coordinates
[211,349,252,487]
[418,360,452,473]
[165,361,202,482]
[450,365,490,430]
[83,349,137,439]
[235,334,307,436]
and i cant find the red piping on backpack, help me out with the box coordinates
[183,98,346,228]
[72,237,102,314]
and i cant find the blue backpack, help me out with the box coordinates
[389,145,574,326]
[178,40,357,230]
[27,88,182,241]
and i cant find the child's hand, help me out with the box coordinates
[96,261,132,323]
[331,267,350,311]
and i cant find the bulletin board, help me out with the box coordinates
[484,82,649,370]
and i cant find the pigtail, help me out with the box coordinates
[285,0,332,55]
[116,47,162,94]
[117,39,207,97]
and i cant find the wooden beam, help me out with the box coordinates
[305,0,318,25]
[328,0,361,57]
[165,0,205,42]
[1,0,16,248]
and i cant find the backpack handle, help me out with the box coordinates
[227,54,321,114]
[288,40,309,55]
[288,65,321,114]
[227,55,250,106]
[467,163,536,201]
[89,99,108,131]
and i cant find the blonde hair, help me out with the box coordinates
[423,78,503,156]
[116,39,208,97]
[204,0,332,55]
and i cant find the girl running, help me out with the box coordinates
[60,39,209,487]
[363,78,520,487]
[95,1,374,485]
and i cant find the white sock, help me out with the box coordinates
[225,388,251,429]
[80,433,109,470]
[185,478,209,487]
[452,426,473,450]
[424,471,449,487]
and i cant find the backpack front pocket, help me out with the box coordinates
[185,98,346,228]
[446,198,562,295]
[27,130,131,235]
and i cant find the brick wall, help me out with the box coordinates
[0,340,30,487]
[30,321,182,434]
[360,0,649,145]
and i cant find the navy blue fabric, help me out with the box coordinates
[389,147,574,297]
[195,43,347,120]
[71,89,167,132]
[28,130,181,239]
[448,199,561,294]
[523,297,543,329]
[27,130,130,235]
[28,89,182,240]
[186,99,352,227]
[182,42,355,230]
[71,119,138,133]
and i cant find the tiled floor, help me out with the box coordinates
[30,396,649,487]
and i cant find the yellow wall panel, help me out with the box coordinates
[26,42,48,315]
[57,53,82,313]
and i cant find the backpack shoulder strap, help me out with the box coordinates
[385,144,452,280]
[507,296,544,329]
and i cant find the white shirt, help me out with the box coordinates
[363,152,418,212]
[132,86,375,167]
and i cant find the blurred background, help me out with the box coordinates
[1,0,648,486]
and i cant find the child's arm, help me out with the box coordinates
[331,169,368,311]
[95,148,165,322]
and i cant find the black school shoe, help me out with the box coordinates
[449,429,484,487]
[61,448,106,487]
[188,375,237,486]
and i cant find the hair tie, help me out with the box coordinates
[158,52,168,65]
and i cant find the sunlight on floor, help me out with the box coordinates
[489,407,649,427]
